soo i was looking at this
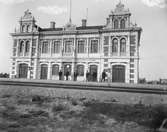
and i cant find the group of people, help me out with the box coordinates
[86,71,97,82]
[58,70,108,82]
[58,70,78,81]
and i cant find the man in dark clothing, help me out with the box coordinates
[66,71,69,80]
[86,70,89,82]
[74,71,78,81]
[58,70,62,80]
[92,72,97,82]
[102,70,107,82]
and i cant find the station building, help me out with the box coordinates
[10,2,142,83]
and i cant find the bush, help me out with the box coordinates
[71,99,78,106]
[150,105,167,129]
[28,110,49,117]
[52,103,66,112]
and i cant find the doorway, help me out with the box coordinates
[18,63,28,78]
[63,63,72,80]
[112,65,125,83]
[89,65,98,82]
[40,64,48,79]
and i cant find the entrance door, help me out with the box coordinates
[19,63,28,78]
[112,65,125,83]
[89,65,98,82]
[40,64,48,79]
[63,63,72,80]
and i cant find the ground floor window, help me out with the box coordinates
[52,64,59,75]
[40,64,48,79]
[77,65,84,76]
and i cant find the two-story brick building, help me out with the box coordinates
[10,2,142,83]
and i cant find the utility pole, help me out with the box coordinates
[69,0,72,23]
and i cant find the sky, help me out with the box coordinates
[0,0,167,81]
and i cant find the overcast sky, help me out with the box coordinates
[0,0,167,80]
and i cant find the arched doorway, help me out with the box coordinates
[18,63,28,78]
[40,64,48,80]
[112,65,125,83]
[89,65,98,82]
[63,64,71,80]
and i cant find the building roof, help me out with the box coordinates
[39,25,104,32]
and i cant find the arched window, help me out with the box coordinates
[77,65,84,76]
[22,25,25,32]
[19,41,24,53]
[114,19,119,29]
[25,41,30,53]
[27,25,30,32]
[120,19,125,29]
[22,25,26,32]
[120,38,126,54]
[52,64,59,75]
[112,38,118,53]
[40,64,48,79]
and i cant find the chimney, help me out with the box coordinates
[82,19,87,27]
[50,21,55,29]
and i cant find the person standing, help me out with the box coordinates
[58,70,62,80]
[86,70,89,82]
[92,72,97,82]
[74,71,78,81]
[102,70,107,82]
[66,71,69,81]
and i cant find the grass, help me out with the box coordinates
[0,88,166,132]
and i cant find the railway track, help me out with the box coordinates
[0,79,167,95]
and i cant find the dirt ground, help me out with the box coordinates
[0,87,166,132]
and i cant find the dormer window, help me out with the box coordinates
[114,19,119,29]
[120,19,125,29]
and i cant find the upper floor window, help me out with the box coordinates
[90,40,98,53]
[112,38,118,53]
[19,41,24,53]
[52,64,59,75]
[25,41,30,53]
[42,41,49,54]
[13,40,17,47]
[120,19,125,29]
[53,41,61,54]
[22,25,26,32]
[27,25,31,32]
[114,19,119,29]
[78,40,85,53]
[65,40,72,53]
[120,38,126,53]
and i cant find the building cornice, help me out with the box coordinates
[10,27,142,37]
